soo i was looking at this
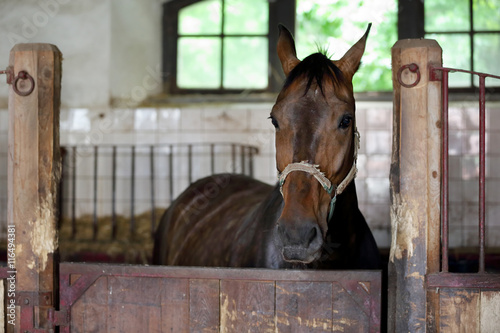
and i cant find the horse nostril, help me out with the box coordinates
[307,225,323,248]
[307,226,317,245]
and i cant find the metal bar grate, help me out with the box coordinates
[441,69,449,273]
[59,143,259,241]
[478,75,486,273]
[430,66,500,273]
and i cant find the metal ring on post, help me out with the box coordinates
[13,70,35,96]
[397,63,420,88]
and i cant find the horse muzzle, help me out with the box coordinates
[275,220,323,264]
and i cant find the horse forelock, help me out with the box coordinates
[283,52,352,103]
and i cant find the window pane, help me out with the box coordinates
[224,0,268,35]
[177,37,221,88]
[473,0,500,31]
[425,0,469,32]
[179,0,221,35]
[473,34,500,87]
[426,33,471,87]
[223,37,268,89]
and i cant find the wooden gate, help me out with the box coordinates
[389,39,500,332]
[1,44,381,332]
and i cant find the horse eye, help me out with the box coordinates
[269,116,279,129]
[339,116,352,129]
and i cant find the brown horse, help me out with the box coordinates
[153,24,380,269]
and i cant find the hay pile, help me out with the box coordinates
[58,208,165,264]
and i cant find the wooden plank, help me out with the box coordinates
[8,43,61,332]
[60,262,381,283]
[332,281,369,333]
[480,291,500,332]
[160,278,189,333]
[70,277,109,333]
[439,288,479,333]
[107,277,162,333]
[0,280,4,330]
[220,279,275,332]
[189,279,219,332]
[389,39,442,333]
[70,276,189,333]
[276,281,332,332]
[59,263,382,331]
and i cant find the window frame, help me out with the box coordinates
[163,0,499,99]
[162,0,295,95]
[398,0,500,95]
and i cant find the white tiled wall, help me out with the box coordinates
[1,101,500,249]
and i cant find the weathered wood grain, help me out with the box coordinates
[8,43,61,332]
[439,288,479,333]
[189,279,219,332]
[220,279,275,332]
[61,264,381,332]
[389,39,442,333]
[276,281,332,332]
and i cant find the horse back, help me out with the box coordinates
[153,173,274,266]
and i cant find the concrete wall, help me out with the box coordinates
[0,0,163,108]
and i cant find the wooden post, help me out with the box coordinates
[8,44,62,331]
[388,39,442,332]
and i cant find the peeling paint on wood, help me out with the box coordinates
[389,192,419,262]
[481,291,500,332]
[30,195,58,271]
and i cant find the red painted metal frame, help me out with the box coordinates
[429,66,500,274]
[427,272,500,289]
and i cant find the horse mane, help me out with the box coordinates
[283,52,351,102]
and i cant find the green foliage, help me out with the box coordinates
[296,0,398,92]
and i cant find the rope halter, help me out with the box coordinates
[277,129,360,221]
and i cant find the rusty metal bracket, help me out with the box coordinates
[429,65,443,81]
[16,291,53,307]
[0,66,35,96]
[397,63,421,88]
[16,291,64,332]
[0,66,14,84]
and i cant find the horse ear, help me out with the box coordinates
[277,24,300,76]
[336,23,371,80]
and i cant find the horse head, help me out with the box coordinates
[271,24,371,264]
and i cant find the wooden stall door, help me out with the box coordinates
[58,263,382,333]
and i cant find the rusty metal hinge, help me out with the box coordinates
[16,291,69,331]
[48,307,69,327]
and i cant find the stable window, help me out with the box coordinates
[165,0,500,95]
[400,0,500,90]
[163,0,295,94]
[163,0,397,95]
[425,0,500,89]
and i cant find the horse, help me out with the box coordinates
[153,24,380,269]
